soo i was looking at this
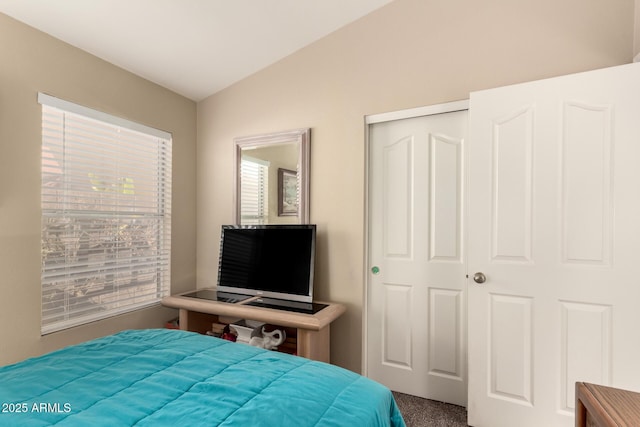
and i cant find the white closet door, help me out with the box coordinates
[367,107,468,406]
[467,62,640,427]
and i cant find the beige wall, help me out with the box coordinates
[197,0,635,373]
[0,13,197,365]
[636,0,640,57]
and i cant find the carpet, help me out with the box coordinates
[392,392,469,427]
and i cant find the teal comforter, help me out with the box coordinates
[0,329,405,426]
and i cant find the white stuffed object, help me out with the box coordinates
[249,327,286,350]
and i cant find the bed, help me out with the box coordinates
[0,329,405,426]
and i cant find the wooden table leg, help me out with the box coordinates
[298,326,330,363]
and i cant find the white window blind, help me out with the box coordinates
[39,93,172,334]
[240,156,269,224]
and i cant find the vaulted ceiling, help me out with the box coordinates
[0,0,392,101]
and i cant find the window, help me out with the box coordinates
[39,93,172,334]
[240,156,269,224]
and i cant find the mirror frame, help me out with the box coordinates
[234,128,310,224]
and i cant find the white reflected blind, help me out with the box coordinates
[39,93,172,334]
[241,156,269,224]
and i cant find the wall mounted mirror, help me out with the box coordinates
[234,128,310,225]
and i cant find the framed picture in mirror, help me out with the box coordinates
[278,168,298,216]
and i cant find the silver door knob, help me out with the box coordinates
[473,272,486,284]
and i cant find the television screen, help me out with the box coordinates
[217,224,316,303]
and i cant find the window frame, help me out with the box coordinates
[39,93,172,334]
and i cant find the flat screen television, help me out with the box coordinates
[216,224,316,304]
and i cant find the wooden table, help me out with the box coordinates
[161,289,346,363]
[575,382,640,427]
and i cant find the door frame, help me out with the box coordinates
[362,99,470,375]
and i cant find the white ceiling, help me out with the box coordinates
[0,0,392,101]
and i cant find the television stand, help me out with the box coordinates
[161,289,346,363]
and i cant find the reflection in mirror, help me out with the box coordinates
[234,128,310,225]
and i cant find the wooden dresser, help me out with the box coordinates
[576,382,640,427]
